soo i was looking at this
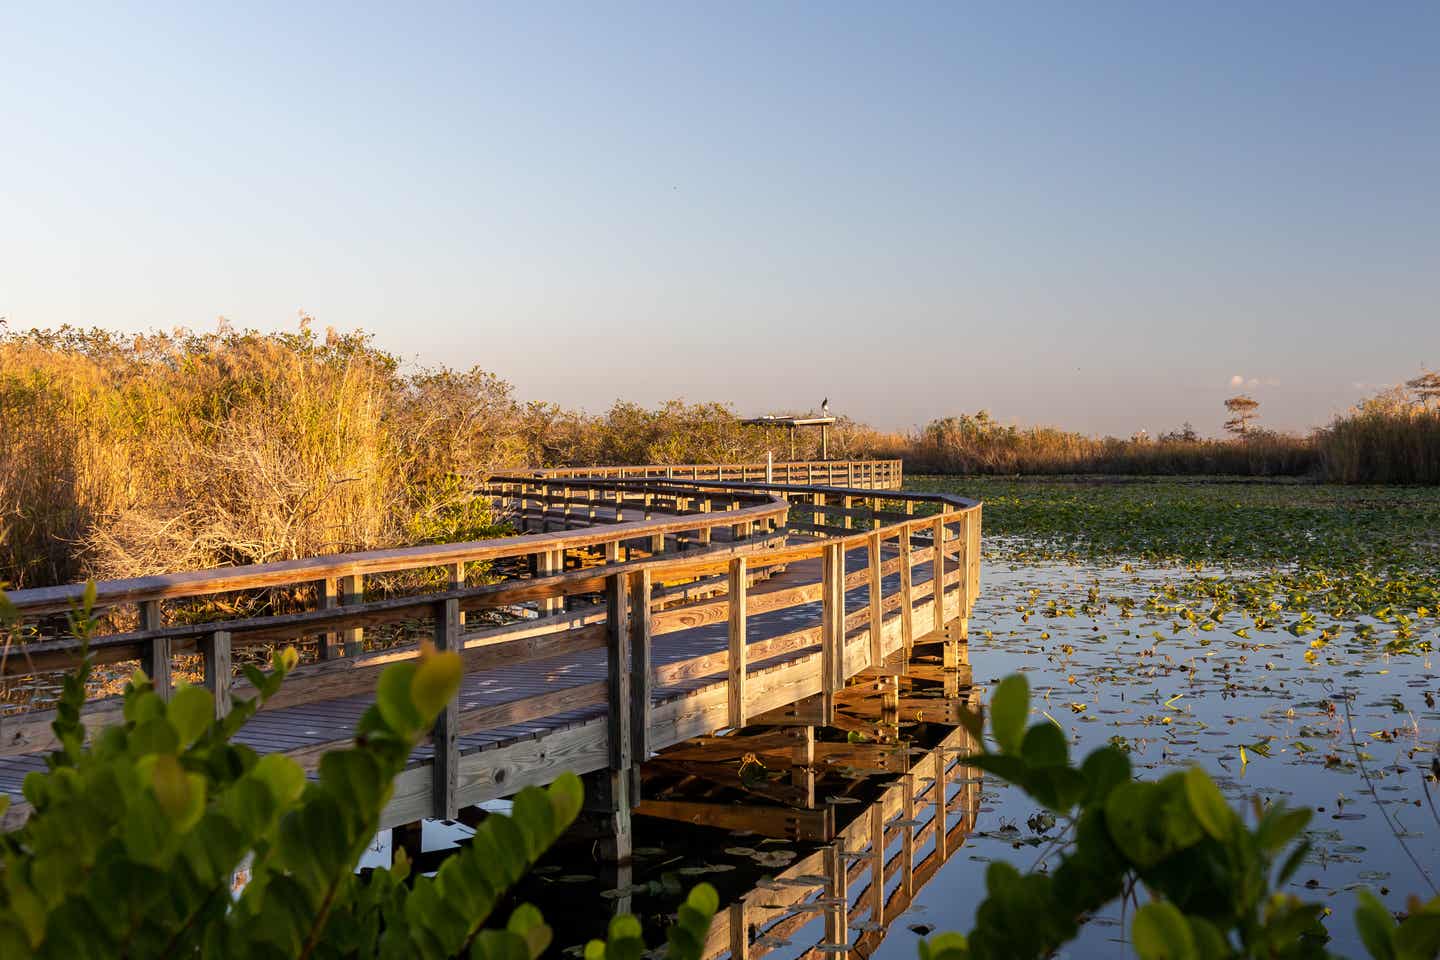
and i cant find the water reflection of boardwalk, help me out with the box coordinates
[657,664,982,960]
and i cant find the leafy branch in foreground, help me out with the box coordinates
[0,586,717,958]
[920,673,1440,960]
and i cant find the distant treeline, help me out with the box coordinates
[873,393,1439,485]
[2,324,1435,588]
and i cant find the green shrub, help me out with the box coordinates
[0,587,717,958]
[922,673,1440,960]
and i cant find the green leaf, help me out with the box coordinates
[1021,722,1068,768]
[919,931,970,960]
[1255,805,1312,854]
[1394,900,1440,960]
[1080,746,1131,805]
[167,684,215,748]
[0,588,19,624]
[251,753,306,807]
[149,753,207,832]
[376,662,424,734]
[412,648,463,722]
[990,674,1029,755]
[1104,776,1203,869]
[505,903,552,958]
[955,702,984,743]
[1132,901,1197,960]
[1182,767,1232,842]
[1355,889,1397,960]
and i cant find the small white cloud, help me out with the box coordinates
[1229,374,1245,387]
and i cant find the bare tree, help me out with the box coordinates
[1223,395,1260,438]
[1406,369,1440,409]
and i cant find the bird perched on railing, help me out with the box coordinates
[821,397,830,416]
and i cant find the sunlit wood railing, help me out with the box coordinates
[0,471,979,833]
[533,459,903,490]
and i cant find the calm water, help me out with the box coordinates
[871,558,1439,960]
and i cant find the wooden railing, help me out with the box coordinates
[0,472,979,834]
[533,459,903,490]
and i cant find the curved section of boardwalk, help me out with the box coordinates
[0,462,979,832]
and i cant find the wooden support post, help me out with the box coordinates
[606,572,633,774]
[899,524,914,660]
[605,539,622,564]
[870,803,885,925]
[727,557,748,729]
[821,542,844,726]
[931,514,946,638]
[867,531,884,669]
[901,773,916,899]
[813,492,825,531]
[140,599,170,701]
[318,577,342,660]
[944,616,970,670]
[432,596,460,820]
[842,495,853,531]
[339,573,364,656]
[200,630,232,718]
[628,568,652,801]
[729,900,749,960]
[698,498,712,545]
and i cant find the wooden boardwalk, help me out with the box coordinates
[0,464,980,837]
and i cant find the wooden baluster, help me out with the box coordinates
[200,629,231,718]
[432,597,460,819]
[813,492,825,531]
[821,542,844,726]
[628,569,652,801]
[140,599,170,700]
[449,560,466,628]
[899,522,914,660]
[727,557,748,728]
[698,497,711,545]
[538,551,563,615]
[867,531,884,668]
[340,573,364,656]
[319,578,342,659]
[931,514,946,638]
[842,495,853,531]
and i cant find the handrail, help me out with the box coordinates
[532,458,904,491]
[1,486,786,617]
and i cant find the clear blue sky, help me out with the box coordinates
[2,2,1435,436]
